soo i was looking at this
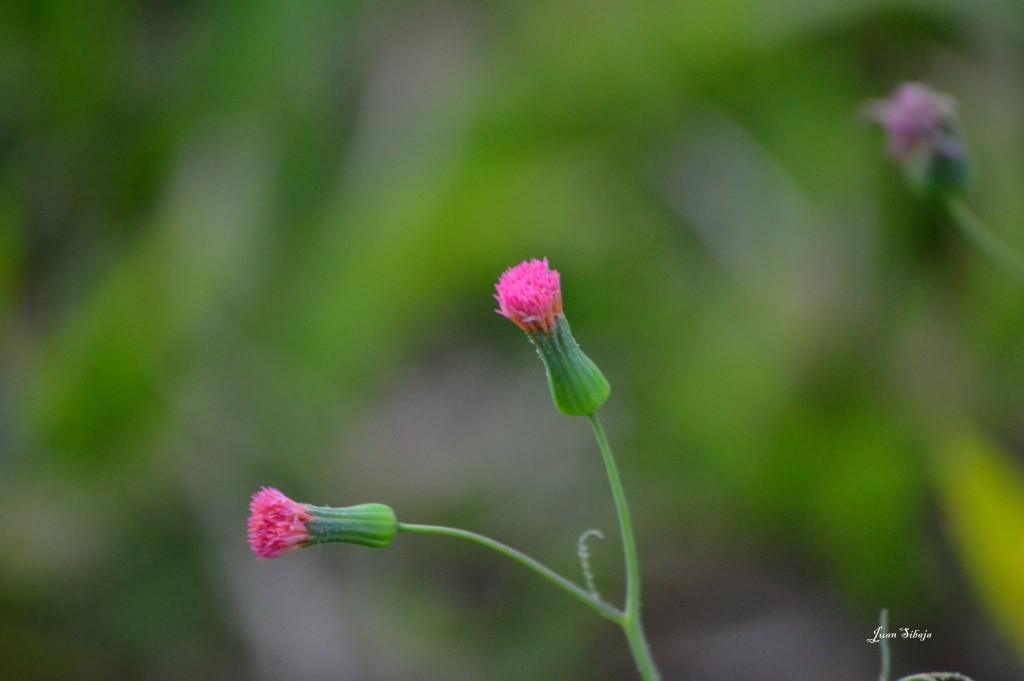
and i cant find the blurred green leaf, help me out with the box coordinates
[935,432,1024,661]
[24,132,269,473]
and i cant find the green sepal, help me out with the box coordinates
[529,315,610,416]
[903,121,971,200]
[305,503,398,549]
[905,147,970,200]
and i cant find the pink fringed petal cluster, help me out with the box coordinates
[865,83,959,160]
[495,258,563,334]
[248,487,314,559]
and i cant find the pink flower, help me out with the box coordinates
[493,258,610,414]
[248,487,314,559]
[865,82,960,160]
[494,258,563,334]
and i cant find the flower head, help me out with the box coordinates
[864,82,969,197]
[248,487,314,559]
[495,258,563,334]
[865,82,959,160]
[248,488,399,559]
[494,259,609,416]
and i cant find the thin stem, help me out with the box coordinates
[587,413,661,681]
[879,609,891,681]
[397,523,623,623]
[945,195,1024,286]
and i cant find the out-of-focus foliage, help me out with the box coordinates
[3,0,1024,680]
[936,433,1024,658]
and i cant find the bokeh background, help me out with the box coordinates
[3,1,1024,679]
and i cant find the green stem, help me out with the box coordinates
[397,414,661,680]
[879,609,891,681]
[945,196,1024,286]
[397,523,623,623]
[587,413,661,681]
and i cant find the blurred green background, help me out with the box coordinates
[3,1,1024,679]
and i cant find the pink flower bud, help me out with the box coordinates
[248,487,314,559]
[247,488,399,559]
[864,82,969,197]
[494,258,563,335]
[494,259,609,416]
[866,82,959,160]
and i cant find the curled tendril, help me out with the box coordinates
[577,529,605,598]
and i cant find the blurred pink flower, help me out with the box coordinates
[865,82,960,160]
[248,487,313,559]
[494,258,563,334]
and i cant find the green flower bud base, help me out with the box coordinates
[305,503,398,548]
[529,315,610,416]
[906,147,970,200]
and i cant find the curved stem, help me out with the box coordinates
[587,413,661,681]
[397,523,623,623]
[945,196,1024,286]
